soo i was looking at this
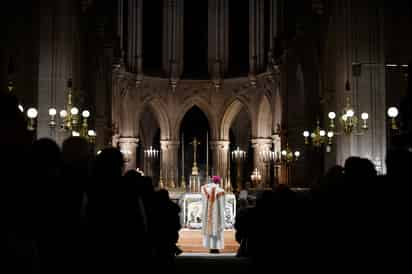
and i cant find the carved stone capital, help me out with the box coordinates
[160,140,180,150]
[210,140,230,151]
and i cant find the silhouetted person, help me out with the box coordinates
[28,138,63,274]
[151,189,181,271]
[87,147,126,273]
[1,93,38,274]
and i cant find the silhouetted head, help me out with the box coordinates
[62,137,91,177]
[344,156,377,185]
[30,138,61,177]
[157,189,170,201]
[94,147,124,177]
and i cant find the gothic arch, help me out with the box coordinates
[220,98,252,140]
[255,94,273,138]
[173,96,217,140]
[135,97,171,140]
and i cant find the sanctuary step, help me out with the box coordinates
[177,229,239,253]
[175,254,251,274]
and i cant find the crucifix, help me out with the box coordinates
[190,137,200,176]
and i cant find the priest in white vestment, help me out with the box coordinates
[201,175,225,253]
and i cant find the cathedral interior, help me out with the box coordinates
[2,0,412,269]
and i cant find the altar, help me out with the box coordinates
[170,192,236,230]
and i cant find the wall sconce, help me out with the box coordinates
[26,107,38,131]
[387,106,399,130]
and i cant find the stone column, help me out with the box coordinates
[117,0,124,52]
[127,0,143,77]
[267,0,278,67]
[160,140,179,189]
[163,0,184,83]
[208,0,229,83]
[249,0,265,76]
[251,138,272,188]
[118,137,139,172]
[210,140,230,191]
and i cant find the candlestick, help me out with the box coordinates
[206,131,209,182]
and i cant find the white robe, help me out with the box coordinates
[201,183,225,249]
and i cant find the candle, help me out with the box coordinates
[206,131,209,180]
[182,132,184,178]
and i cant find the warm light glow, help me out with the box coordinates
[303,131,310,137]
[319,130,326,137]
[342,114,348,121]
[361,112,369,120]
[346,109,355,117]
[82,110,90,118]
[97,150,102,155]
[70,107,79,115]
[294,151,300,158]
[27,108,38,119]
[281,150,287,156]
[387,107,399,118]
[327,131,334,138]
[88,129,96,136]
[60,110,68,118]
[72,131,80,137]
[385,64,398,67]
[18,104,24,112]
[328,112,336,119]
[48,108,57,116]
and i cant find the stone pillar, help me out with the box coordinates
[117,0,124,52]
[118,137,139,172]
[251,138,272,188]
[163,0,184,82]
[127,0,143,76]
[160,140,179,189]
[267,0,278,68]
[208,0,229,81]
[210,140,230,191]
[249,0,265,76]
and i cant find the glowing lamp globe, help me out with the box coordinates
[60,110,68,118]
[70,107,79,115]
[27,108,38,119]
[82,110,90,118]
[387,107,399,118]
[48,108,57,116]
[361,112,369,120]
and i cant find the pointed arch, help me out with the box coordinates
[220,98,252,140]
[255,95,273,138]
[173,96,217,140]
[136,96,171,140]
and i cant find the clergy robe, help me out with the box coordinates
[201,182,225,249]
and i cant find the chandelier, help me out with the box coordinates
[327,97,369,135]
[387,106,399,130]
[303,97,369,150]
[22,79,96,143]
